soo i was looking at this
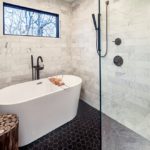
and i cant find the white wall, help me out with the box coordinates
[0,0,72,88]
[70,0,150,140]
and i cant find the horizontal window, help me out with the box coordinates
[3,3,59,38]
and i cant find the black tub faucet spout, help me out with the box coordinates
[31,55,44,80]
[37,56,44,80]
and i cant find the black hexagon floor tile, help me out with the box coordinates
[20,100,100,150]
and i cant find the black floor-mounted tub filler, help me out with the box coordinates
[92,0,109,149]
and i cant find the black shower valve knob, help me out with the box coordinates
[113,56,123,67]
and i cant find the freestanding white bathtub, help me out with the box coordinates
[0,75,82,147]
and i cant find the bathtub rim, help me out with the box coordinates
[0,75,82,106]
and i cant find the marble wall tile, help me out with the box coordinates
[0,0,72,88]
[70,0,150,141]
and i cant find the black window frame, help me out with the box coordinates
[3,2,59,38]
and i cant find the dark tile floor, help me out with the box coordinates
[20,100,100,150]
[20,100,150,150]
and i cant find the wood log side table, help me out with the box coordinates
[0,114,19,150]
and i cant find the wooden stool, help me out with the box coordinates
[0,114,19,150]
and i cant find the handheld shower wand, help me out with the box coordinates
[92,14,98,30]
[92,13,101,55]
[92,12,101,55]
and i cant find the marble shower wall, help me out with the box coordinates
[0,0,72,88]
[70,0,150,141]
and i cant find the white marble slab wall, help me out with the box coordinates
[0,0,72,88]
[70,0,150,141]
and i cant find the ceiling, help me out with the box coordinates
[63,0,76,3]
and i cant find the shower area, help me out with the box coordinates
[73,0,150,138]
[0,0,150,149]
